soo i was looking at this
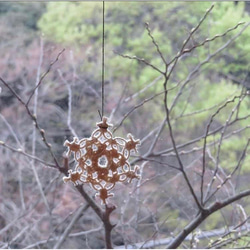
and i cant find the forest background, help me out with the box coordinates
[0,1,250,249]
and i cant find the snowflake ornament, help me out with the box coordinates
[63,117,140,204]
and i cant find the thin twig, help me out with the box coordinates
[204,138,250,205]
[173,92,238,120]
[24,225,102,249]
[201,94,246,205]
[114,51,164,75]
[124,75,163,103]
[109,82,128,122]
[153,125,249,159]
[53,204,90,249]
[0,141,57,168]
[113,90,164,133]
[167,4,214,78]
[117,222,250,249]
[58,69,78,138]
[2,226,29,249]
[145,117,167,155]
[163,73,203,211]
[167,189,250,249]
[169,21,245,65]
[0,113,26,210]
[26,48,65,106]
[0,77,61,169]
[31,37,51,214]
[153,113,250,157]
[145,22,167,65]
[1,72,116,250]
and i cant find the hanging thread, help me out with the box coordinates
[101,1,105,120]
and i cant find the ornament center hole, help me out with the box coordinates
[98,155,108,168]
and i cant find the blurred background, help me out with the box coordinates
[0,2,250,248]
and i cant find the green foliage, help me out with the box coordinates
[0,2,46,30]
[38,1,250,174]
[38,2,104,45]
[38,2,250,86]
[172,77,248,127]
[221,136,250,173]
[0,2,46,51]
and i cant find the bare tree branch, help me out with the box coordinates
[167,189,250,249]
[145,22,167,65]
[26,48,65,106]
[53,204,90,249]
[114,51,165,75]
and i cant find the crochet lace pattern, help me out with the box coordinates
[63,117,140,204]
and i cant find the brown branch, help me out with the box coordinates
[145,22,167,65]
[103,204,116,249]
[114,51,165,75]
[75,185,103,220]
[75,185,116,249]
[167,189,250,249]
[1,76,116,249]
[163,74,203,211]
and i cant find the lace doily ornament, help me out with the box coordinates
[63,117,140,204]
